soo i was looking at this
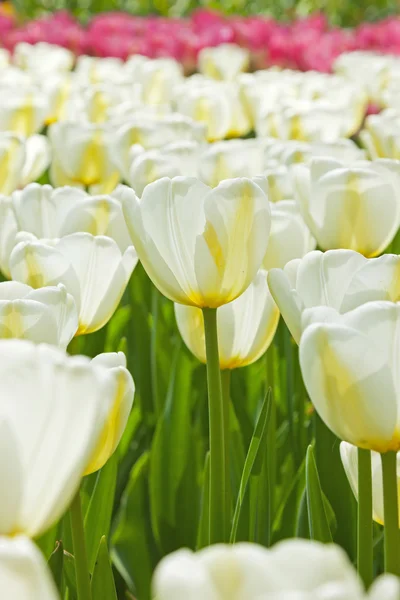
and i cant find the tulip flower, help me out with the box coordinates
[268,249,400,344]
[153,539,370,599]
[136,57,184,106]
[263,200,316,271]
[119,177,270,308]
[0,339,116,537]
[0,281,77,348]
[20,134,51,188]
[126,141,200,195]
[14,41,74,75]
[85,351,134,474]
[175,81,251,141]
[9,232,138,335]
[292,158,400,256]
[360,112,400,161]
[198,139,266,187]
[49,121,120,194]
[264,138,365,168]
[75,55,128,86]
[198,43,250,81]
[112,115,206,180]
[0,86,49,136]
[175,270,279,369]
[340,441,400,526]
[0,536,59,599]
[0,133,25,195]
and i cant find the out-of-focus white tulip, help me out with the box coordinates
[256,100,364,142]
[175,81,251,141]
[198,44,250,81]
[135,57,183,105]
[263,201,315,271]
[85,352,134,474]
[153,539,364,600]
[0,281,77,348]
[0,134,25,195]
[119,177,270,307]
[14,42,74,75]
[0,86,49,136]
[360,111,400,160]
[264,138,365,168]
[199,139,265,187]
[340,441,400,526]
[300,301,400,453]
[0,339,117,536]
[10,232,138,335]
[293,158,400,256]
[20,134,51,188]
[175,270,279,369]
[0,536,59,599]
[126,142,200,195]
[268,249,400,344]
[74,56,127,86]
[49,121,120,194]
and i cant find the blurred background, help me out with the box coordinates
[9,0,400,25]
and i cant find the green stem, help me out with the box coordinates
[221,368,231,530]
[70,489,92,600]
[202,307,227,544]
[381,451,400,576]
[357,448,373,588]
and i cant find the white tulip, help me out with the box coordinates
[292,158,400,256]
[153,539,363,600]
[0,86,49,136]
[126,142,200,195]
[300,301,400,452]
[360,112,400,160]
[119,177,270,307]
[49,121,120,194]
[199,139,266,187]
[263,201,315,271]
[0,536,59,599]
[10,183,131,251]
[0,134,25,195]
[86,352,134,474]
[14,42,74,75]
[0,339,117,536]
[0,48,9,69]
[74,56,127,86]
[9,232,138,335]
[198,44,250,81]
[0,281,77,348]
[112,116,205,181]
[268,249,400,344]
[137,58,183,105]
[175,270,279,369]
[0,195,18,278]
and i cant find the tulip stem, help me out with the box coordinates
[221,368,231,529]
[381,451,400,576]
[70,488,92,600]
[202,307,227,544]
[357,448,373,588]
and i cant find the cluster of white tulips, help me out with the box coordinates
[2,38,400,600]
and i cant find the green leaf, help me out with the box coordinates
[91,537,118,600]
[230,390,271,542]
[105,305,132,354]
[35,523,59,559]
[315,415,356,558]
[85,453,118,573]
[306,445,333,543]
[112,453,159,600]
[149,343,200,553]
[48,541,64,592]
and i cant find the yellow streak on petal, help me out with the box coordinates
[22,247,46,289]
[10,94,35,137]
[0,305,24,338]
[0,138,20,194]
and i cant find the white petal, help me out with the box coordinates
[20,135,51,187]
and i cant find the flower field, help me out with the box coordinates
[3,7,400,600]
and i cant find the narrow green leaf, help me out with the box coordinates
[35,522,59,559]
[306,445,333,543]
[112,453,159,600]
[48,541,64,592]
[62,550,77,600]
[91,537,118,600]
[230,390,271,542]
[85,453,117,573]
[315,415,356,558]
